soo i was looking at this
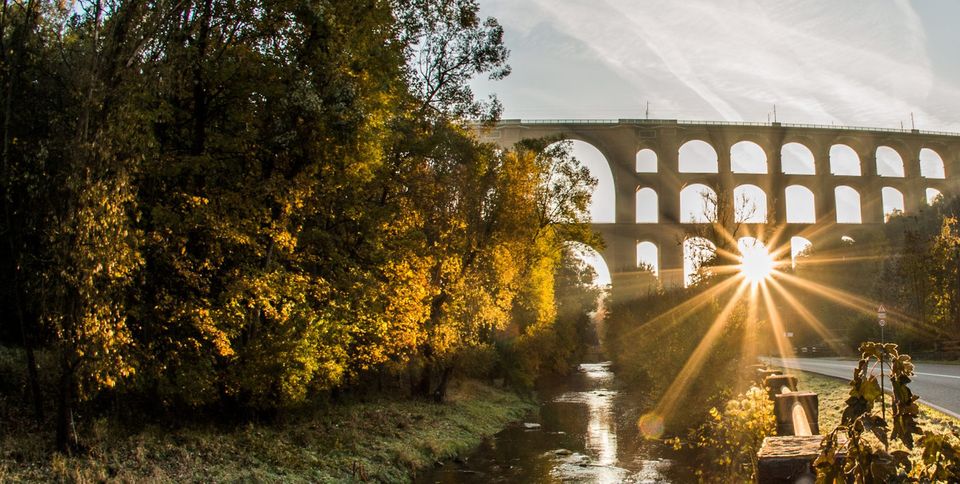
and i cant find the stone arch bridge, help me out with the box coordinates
[481,119,960,298]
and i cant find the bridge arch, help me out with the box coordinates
[636,187,658,223]
[790,236,813,268]
[731,141,767,174]
[734,184,768,222]
[835,185,862,223]
[679,140,719,173]
[568,242,612,287]
[785,185,816,223]
[927,187,944,205]
[830,144,861,176]
[781,142,816,175]
[881,186,905,221]
[880,187,906,222]
[920,148,946,179]
[552,139,616,223]
[636,148,657,173]
[487,119,960,295]
[636,241,659,276]
[680,183,718,223]
[876,146,905,177]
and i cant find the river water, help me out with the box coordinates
[417,361,697,483]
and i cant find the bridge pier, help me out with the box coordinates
[480,119,960,298]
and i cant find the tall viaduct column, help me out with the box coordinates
[901,142,925,214]
[716,140,735,212]
[813,143,837,223]
[608,130,647,301]
[659,128,681,224]
[768,143,787,226]
[658,128,685,287]
[860,147,883,224]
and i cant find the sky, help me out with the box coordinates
[473,0,960,132]
[472,1,960,285]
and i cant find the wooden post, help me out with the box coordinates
[763,374,798,399]
[756,436,832,484]
[774,392,819,436]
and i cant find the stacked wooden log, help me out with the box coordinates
[755,367,842,484]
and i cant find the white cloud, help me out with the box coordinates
[476,0,960,131]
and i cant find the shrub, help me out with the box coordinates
[686,386,775,482]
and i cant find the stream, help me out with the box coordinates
[417,361,698,483]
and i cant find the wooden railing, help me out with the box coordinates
[755,367,831,483]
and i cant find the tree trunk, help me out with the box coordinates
[417,362,432,398]
[432,364,454,403]
[190,0,213,156]
[55,355,78,453]
[24,339,43,420]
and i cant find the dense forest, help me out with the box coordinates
[0,0,602,455]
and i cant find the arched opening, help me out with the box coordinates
[927,188,943,205]
[785,185,816,223]
[830,144,861,176]
[559,140,616,223]
[782,142,815,175]
[920,148,946,179]
[876,146,905,177]
[636,148,657,173]
[636,187,658,223]
[679,140,719,173]
[731,141,767,174]
[790,236,813,268]
[733,184,767,222]
[569,242,612,288]
[680,183,717,223]
[881,187,905,221]
[835,186,862,223]
[636,241,659,276]
[683,237,716,287]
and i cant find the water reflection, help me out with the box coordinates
[417,360,688,483]
[553,363,620,479]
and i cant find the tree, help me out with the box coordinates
[683,182,771,286]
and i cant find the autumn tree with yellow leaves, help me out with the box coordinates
[0,0,600,451]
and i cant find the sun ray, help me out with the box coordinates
[781,270,909,324]
[789,254,888,267]
[738,240,775,284]
[760,282,797,359]
[621,275,743,339]
[648,279,750,424]
[766,277,848,355]
[737,283,762,388]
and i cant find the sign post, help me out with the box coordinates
[877,305,887,422]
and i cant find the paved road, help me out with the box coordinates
[763,357,960,419]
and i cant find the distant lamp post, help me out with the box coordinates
[877,304,888,422]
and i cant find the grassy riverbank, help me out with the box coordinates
[791,370,960,436]
[1,380,534,482]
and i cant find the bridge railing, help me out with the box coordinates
[493,118,960,138]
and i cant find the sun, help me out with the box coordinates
[739,240,775,284]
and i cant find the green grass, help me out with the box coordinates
[0,379,535,483]
[791,370,960,438]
